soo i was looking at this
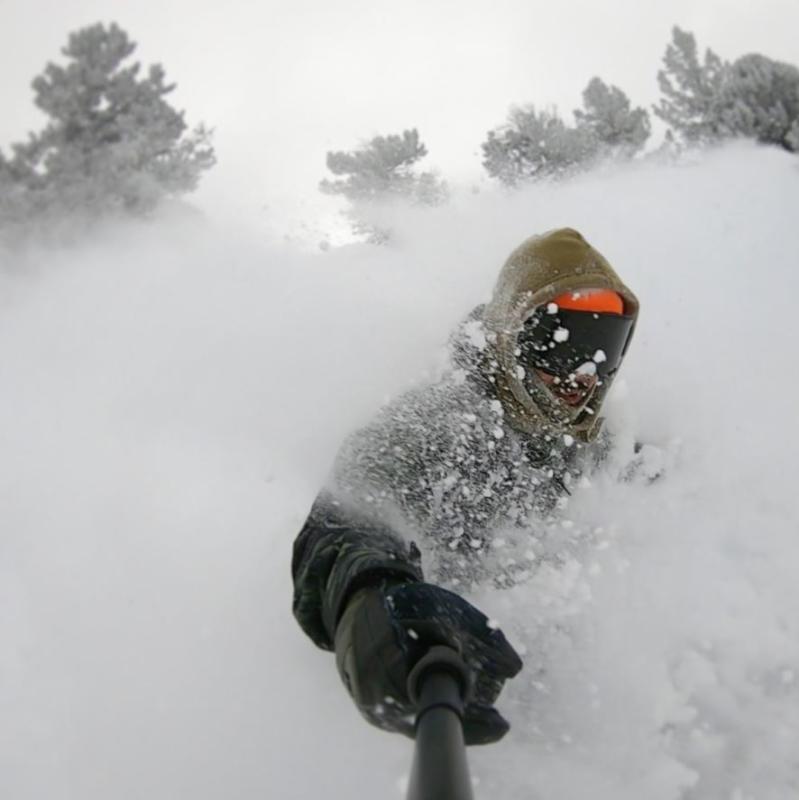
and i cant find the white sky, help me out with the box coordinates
[1,0,798,231]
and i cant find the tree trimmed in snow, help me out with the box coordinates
[654,26,728,145]
[0,152,26,229]
[320,129,447,242]
[788,119,799,152]
[481,106,599,186]
[718,54,799,152]
[654,27,799,155]
[574,77,650,157]
[1,22,214,232]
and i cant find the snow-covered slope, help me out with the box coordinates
[2,143,798,799]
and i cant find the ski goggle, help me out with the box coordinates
[518,305,635,383]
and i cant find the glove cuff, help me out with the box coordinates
[323,559,422,642]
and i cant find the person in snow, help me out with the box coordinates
[292,227,639,745]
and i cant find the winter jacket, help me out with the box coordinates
[292,228,639,650]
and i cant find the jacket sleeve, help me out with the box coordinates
[291,491,424,650]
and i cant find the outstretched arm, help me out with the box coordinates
[291,492,523,744]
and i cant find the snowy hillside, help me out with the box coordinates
[2,142,798,799]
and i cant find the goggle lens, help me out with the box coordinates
[518,306,635,382]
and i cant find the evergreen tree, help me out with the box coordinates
[0,153,18,227]
[3,22,214,225]
[320,129,447,242]
[481,106,599,186]
[718,54,799,152]
[574,77,650,157]
[788,119,799,152]
[0,145,38,230]
[654,26,728,144]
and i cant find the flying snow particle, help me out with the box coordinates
[563,434,575,446]
[464,320,487,350]
[546,302,559,315]
[593,349,607,363]
[515,365,526,380]
[553,327,570,343]
[487,619,500,630]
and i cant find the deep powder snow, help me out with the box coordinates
[1,143,798,799]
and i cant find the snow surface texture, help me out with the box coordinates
[2,143,798,799]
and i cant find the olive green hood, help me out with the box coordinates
[483,227,639,442]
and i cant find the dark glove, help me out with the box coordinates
[334,579,523,745]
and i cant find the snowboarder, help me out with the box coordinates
[292,227,639,744]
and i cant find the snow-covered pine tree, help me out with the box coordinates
[574,77,650,158]
[320,129,447,242]
[788,119,799,152]
[654,26,728,144]
[718,54,799,152]
[5,22,214,222]
[481,106,599,186]
[0,152,17,221]
[0,142,40,234]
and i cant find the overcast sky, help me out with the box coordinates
[1,0,798,232]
